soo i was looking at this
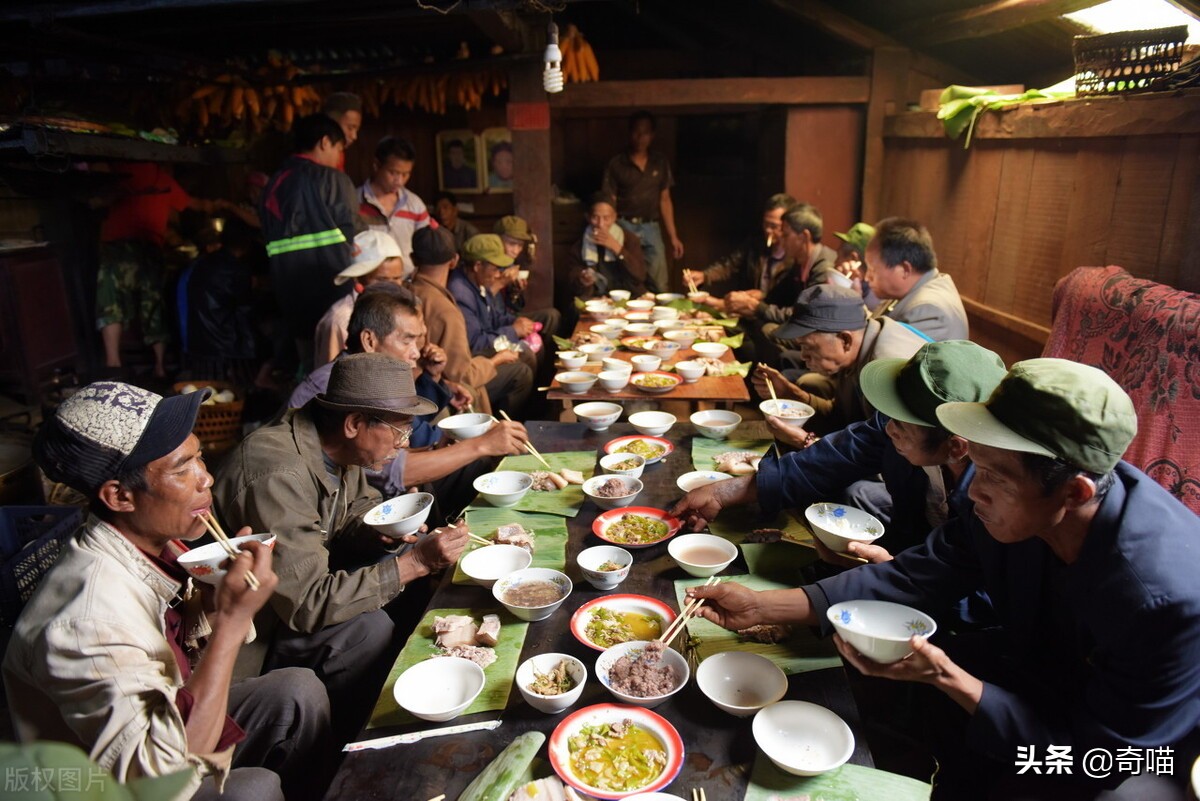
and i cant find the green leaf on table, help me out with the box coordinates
[723,360,752,377]
[691,435,773,472]
[367,606,529,729]
[673,575,839,675]
[464,451,597,517]
[745,752,931,801]
[719,332,744,349]
[573,297,586,310]
[552,335,575,351]
[453,510,568,584]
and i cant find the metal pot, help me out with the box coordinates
[0,436,44,506]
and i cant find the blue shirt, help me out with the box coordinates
[447,267,518,353]
[805,462,1200,763]
[757,412,973,555]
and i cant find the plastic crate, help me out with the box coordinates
[1074,26,1187,96]
[0,505,83,627]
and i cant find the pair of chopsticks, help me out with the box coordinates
[498,409,552,470]
[444,515,491,547]
[198,511,261,590]
[764,369,783,460]
[692,789,707,801]
[683,269,698,295]
[660,576,719,647]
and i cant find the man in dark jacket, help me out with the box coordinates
[687,193,794,304]
[260,114,364,371]
[566,192,655,301]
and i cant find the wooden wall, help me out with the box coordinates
[785,106,865,244]
[878,90,1200,366]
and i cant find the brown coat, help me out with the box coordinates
[565,228,654,300]
[411,272,496,413]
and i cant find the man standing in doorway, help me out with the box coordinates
[601,111,683,293]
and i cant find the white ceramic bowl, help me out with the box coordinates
[628,411,676,437]
[576,545,634,590]
[493,567,573,621]
[696,652,788,717]
[687,291,710,304]
[363,492,434,537]
[459,543,532,588]
[178,533,277,585]
[753,701,854,776]
[595,641,690,709]
[759,399,816,429]
[655,293,684,303]
[667,533,738,578]
[631,354,662,373]
[645,341,682,362]
[804,503,884,553]
[437,412,495,441]
[623,322,660,337]
[548,704,684,799]
[626,299,655,311]
[665,330,700,349]
[597,370,631,393]
[628,795,686,801]
[690,409,742,439]
[582,475,644,511]
[516,653,587,714]
[827,600,937,664]
[590,324,624,341]
[599,451,646,478]
[674,360,705,383]
[650,306,679,321]
[601,357,632,373]
[558,351,588,370]
[473,470,534,507]
[556,371,599,395]
[654,319,686,333]
[608,289,632,302]
[579,343,616,362]
[393,656,485,722]
[691,342,729,359]
[624,311,653,323]
[675,470,733,493]
[630,372,682,395]
[574,401,623,431]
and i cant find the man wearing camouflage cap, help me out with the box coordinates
[4,382,331,800]
[688,359,1200,797]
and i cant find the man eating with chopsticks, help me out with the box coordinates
[213,352,470,744]
[5,382,331,801]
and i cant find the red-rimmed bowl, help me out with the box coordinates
[630,371,682,395]
[592,507,682,549]
[603,436,673,465]
[548,703,685,799]
[571,594,677,652]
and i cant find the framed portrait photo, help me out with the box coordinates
[436,130,482,192]
[481,127,513,194]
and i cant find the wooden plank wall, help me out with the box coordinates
[878,129,1200,366]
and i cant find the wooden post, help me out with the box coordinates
[861,47,910,224]
[509,62,554,310]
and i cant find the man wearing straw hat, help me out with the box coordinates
[214,352,470,743]
[5,382,331,801]
[688,359,1200,798]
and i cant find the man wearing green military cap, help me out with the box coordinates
[686,358,1200,798]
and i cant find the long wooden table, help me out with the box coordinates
[325,421,870,801]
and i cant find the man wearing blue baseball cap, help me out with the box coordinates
[688,359,1200,798]
[5,382,331,800]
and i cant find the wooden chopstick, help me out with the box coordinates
[660,576,718,645]
[764,370,783,460]
[499,410,553,469]
[693,788,706,801]
[200,512,261,591]
[467,532,493,547]
[428,794,446,801]
[683,269,698,295]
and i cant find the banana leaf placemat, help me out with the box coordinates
[673,574,840,675]
[453,509,569,585]
[367,606,529,729]
[707,508,815,548]
[745,751,931,801]
[691,436,774,473]
[465,451,597,517]
[739,541,820,584]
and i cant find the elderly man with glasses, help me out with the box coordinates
[213,352,469,744]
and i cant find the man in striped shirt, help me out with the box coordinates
[358,136,436,280]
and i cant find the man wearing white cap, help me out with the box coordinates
[312,229,405,369]
[6,383,331,800]
[688,359,1200,798]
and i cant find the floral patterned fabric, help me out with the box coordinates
[1043,266,1200,515]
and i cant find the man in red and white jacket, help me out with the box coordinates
[358,136,435,280]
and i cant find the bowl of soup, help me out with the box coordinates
[759,399,816,429]
[571,594,676,651]
[667,533,737,578]
[492,567,573,621]
[576,545,634,590]
[548,703,684,799]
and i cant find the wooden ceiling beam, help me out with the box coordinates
[759,0,979,85]
[549,76,871,110]
[467,9,531,55]
[894,0,1109,47]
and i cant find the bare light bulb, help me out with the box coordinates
[544,22,564,93]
